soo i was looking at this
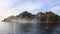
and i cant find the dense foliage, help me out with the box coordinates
[2,11,60,32]
[2,11,60,23]
[37,11,60,23]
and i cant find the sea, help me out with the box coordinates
[0,22,60,34]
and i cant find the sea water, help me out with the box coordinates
[0,22,60,34]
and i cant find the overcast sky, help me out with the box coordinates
[0,0,60,20]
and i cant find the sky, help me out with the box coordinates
[0,0,60,21]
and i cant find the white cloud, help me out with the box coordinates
[46,0,60,6]
[49,5,60,11]
[48,5,60,15]
[15,3,42,11]
[0,0,10,21]
[13,0,44,13]
[0,0,19,21]
[0,9,17,21]
[0,0,45,21]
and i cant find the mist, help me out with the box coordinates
[1,11,60,34]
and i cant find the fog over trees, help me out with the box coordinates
[2,11,60,23]
[2,11,60,34]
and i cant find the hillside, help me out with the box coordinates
[2,11,60,23]
[2,11,36,23]
[2,11,60,33]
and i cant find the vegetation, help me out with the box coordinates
[2,11,36,22]
[37,11,60,23]
[2,11,60,23]
[36,11,60,32]
[2,11,60,32]
[15,11,36,20]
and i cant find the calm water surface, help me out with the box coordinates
[0,22,60,34]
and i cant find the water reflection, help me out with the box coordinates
[0,22,60,34]
[0,22,15,34]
